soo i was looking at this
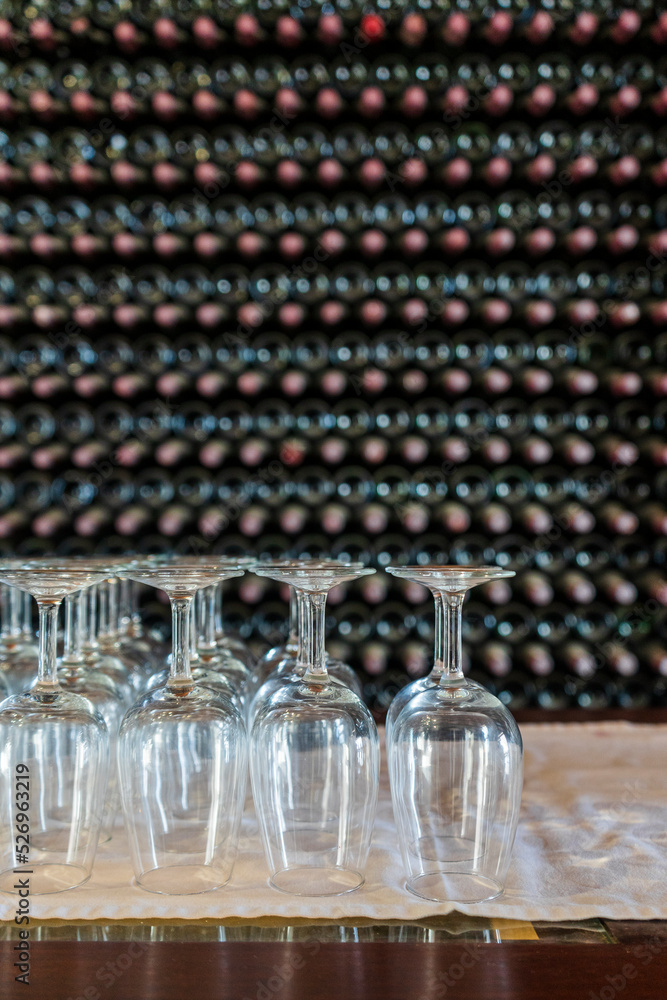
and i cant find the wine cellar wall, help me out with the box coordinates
[1,2,667,711]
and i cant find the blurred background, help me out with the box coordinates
[0,0,666,712]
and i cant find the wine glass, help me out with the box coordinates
[142,558,250,714]
[244,562,321,705]
[246,584,300,700]
[0,581,38,695]
[58,582,128,842]
[162,554,257,669]
[0,563,111,893]
[47,557,137,704]
[117,561,247,894]
[194,578,252,701]
[247,560,364,724]
[81,582,136,704]
[97,575,153,685]
[385,587,488,751]
[210,557,258,669]
[118,576,167,673]
[55,556,144,699]
[385,566,523,904]
[250,563,379,897]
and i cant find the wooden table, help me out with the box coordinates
[3,709,665,1000]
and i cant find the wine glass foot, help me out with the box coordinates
[269,865,364,897]
[135,864,231,895]
[410,835,485,864]
[0,863,90,894]
[406,871,504,904]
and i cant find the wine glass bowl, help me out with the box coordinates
[386,565,523,904]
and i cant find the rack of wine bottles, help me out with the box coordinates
[1,0,667,711]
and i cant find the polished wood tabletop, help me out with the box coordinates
[3,939,667,1000]
[2,708,665,1000]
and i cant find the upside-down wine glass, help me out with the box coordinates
[58,577,128,843]
[0,581,38,696]
[247,561,364,725]
[194,576,252,704]
[72,556,151,697]
[117,575,163,675]
[210,557,258,668]
[0,563,110,893]
[97,575,152,688]
[143,558,249,715]
[245,585,300,705]
[250,562,379,896]
[385,566,523,904]
[117,561,247,894]
[82,581,135,704]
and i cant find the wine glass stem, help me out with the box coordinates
[86,585,98,655]
[214,582,224,639]
[170,596,193,685]
[440,591,465,685]
[64,594,75,659]
[198,585,216,653]
[0,584,8,641]
[295,589,309,669]
[288,590,299,650]
[63,590,85,665]
[80,584,90,652]
[22,592,32,639]
[36,601,61,689]
[190,600,198,662]
[108,579,119,638]
[432,590,444,679]
[119,577,131,635]
[9,586,21,639]
[303,591,328,681]
[131,581,142,630]
[98,581,109,639]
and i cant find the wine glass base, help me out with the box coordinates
[270,866,364,897]
[135,864,231,895]
[0,863,90,895]
[406,872,503,904]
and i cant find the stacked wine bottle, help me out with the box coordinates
[1,0,667,710]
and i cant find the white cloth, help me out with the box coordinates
[2,721,666,922]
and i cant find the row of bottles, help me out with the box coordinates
[6,122,667,194]
[3,477,667,537]
[6,55,667,123]
[2,4,666,56]
[5,192,667,261]
[1,326,666,369]
[5,267,667,336]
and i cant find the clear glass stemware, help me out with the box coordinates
[58,585,127,843]
[0,581,38,696]
[117,562,248,895]
[250,563,380,897]
[385,566,523,904]
[0,564,110,893]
